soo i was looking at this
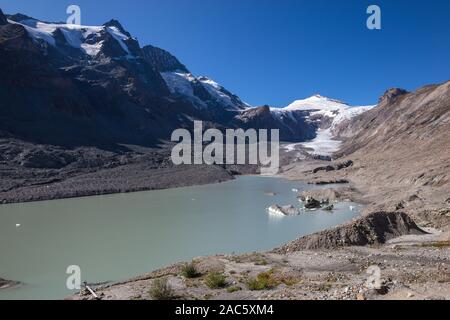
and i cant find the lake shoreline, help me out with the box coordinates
[1,150,448,300]
[68,153,449,300]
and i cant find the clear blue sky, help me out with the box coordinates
[1,0,449,106]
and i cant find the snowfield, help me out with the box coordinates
[8,18,130,57]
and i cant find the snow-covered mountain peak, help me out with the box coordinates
[7,16,134,58]
[103,19,131,37]
[265,94,377,141]
[284,95,349,111]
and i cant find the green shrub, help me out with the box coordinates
[205,272,227,289]
[247,270,278,291]
[226,286,242,293]
[181,262,200,278]
[149,277,174,300]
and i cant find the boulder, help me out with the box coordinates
[304,196,321,209]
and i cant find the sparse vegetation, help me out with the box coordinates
[246,270,279,291]
[227,286,242,293]
[149,277,174,300]
[254,258,268,266]
[279,276,298,286]
[316,283,333,292]
[205,272,227,289]
[251,253,268,266]
[181,262,200,278]
[421,240,450,248]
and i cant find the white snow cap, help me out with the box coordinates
[282,94,375,130]
[8,18,131,57]
[284,94,349,111]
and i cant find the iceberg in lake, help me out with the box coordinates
[267,205,300,217]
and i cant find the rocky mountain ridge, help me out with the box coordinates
[0,8,374,148]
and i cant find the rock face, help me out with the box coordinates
[335,82,450,161]
[275,212,426,251]
[235,106,317,142]
[142,45,189,73]
[312,160,353,173]
[0,9,7,25]
[0,12,184,147]
[378,88,409,105]
[332,81,450,227]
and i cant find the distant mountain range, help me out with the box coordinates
[0,9,374,147]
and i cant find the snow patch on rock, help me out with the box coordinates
[8,18,131,57]
[161,71,248,110]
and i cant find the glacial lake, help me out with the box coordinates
[0,176,361,300]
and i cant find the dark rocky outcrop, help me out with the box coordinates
[18,149,76,169]
[274,212,426,252]
[142,45,189,73]
[236,106,317,142]
[378,88,409,105]
[0,9,8,25]
[312,160,353,173]
[312,179,349,185]
[303,196,321,209]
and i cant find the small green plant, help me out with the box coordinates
[181,262,200,278]
[227,286,242,293]
[205,272,227,289]
[149,277,174,300]
[247,270,279,291]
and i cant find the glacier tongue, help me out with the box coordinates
[300,128,342,156]
[279,95,375,156]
